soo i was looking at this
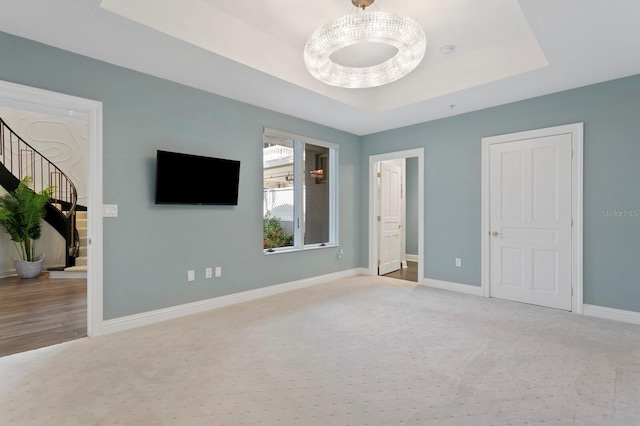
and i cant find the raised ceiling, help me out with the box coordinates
[1,0,639,135]
[100,0,548,112]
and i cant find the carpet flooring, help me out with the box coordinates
[1,275,640,425]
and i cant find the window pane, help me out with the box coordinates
[304,144,330,245]
[263,140,295,249]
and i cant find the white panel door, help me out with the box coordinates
[379,162,402,275]
[489,134,572,310]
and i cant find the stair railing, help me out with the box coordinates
[0,117,79,265]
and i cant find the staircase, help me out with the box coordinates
[0,117,83,273]
[64,210,87,273]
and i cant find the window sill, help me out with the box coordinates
[263,244,338,256]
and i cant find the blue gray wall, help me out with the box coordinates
[1,30,639,317]
[0,32,361,320]
[361,74,640,313]
[405,157,419,256]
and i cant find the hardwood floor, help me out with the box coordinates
[0,273,86,357]
[383,261,418,282]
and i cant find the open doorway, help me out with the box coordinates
[0,105,88,356]
[0,80,103,355]
[369,149,424,284]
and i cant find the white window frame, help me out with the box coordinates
[263,128,339,254]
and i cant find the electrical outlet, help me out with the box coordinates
[187,270,195,282]
[214,266,222,278]
[455,258,462,268]
[205,267,213,279]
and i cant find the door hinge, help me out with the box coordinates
[571,218,574,227]
[377,259,381,266]
[377,172,381,178]
[571,287,574,296]
[377,215,381,221]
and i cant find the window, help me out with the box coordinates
[263,128,338,253]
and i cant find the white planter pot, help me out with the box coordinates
[13,253,45,279]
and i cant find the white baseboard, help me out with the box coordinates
[0,270,16,279]
[421,278,484,296]
[405,254,419,262]
[583,304,640,325]
[100,268,366,336]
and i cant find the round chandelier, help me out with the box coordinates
[304,0,427,89]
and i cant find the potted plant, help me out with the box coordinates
[0,176,54,278]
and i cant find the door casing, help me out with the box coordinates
[369,149,424,282]
[0,79,105,335]
[481,123,583,313]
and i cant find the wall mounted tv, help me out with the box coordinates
[155,150,240,205]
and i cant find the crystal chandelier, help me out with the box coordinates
[304,0,426,89]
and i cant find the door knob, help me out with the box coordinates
[491,231,501,237]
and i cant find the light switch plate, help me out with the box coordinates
[103,204,118,217]
[214,266,222,278]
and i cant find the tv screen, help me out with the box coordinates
[155,150,240,205]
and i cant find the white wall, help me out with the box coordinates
[0,107,88,205]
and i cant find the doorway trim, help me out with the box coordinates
[369,148,424,283]
[481,123,583,313]
[0,79,104,335]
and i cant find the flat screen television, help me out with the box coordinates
[155,150,240,205]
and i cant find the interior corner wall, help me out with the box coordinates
[361,73,640,314]
[0,31,362,320]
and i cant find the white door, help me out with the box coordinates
[489,134,572,310]
[379,161,402,275]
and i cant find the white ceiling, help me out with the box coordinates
[0,0,639,135]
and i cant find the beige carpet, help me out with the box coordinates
[1,275,640,425]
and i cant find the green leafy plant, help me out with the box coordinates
[263,216,293,250]
[0,176,54,261]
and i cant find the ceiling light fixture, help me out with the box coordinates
[304,0,426,89]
